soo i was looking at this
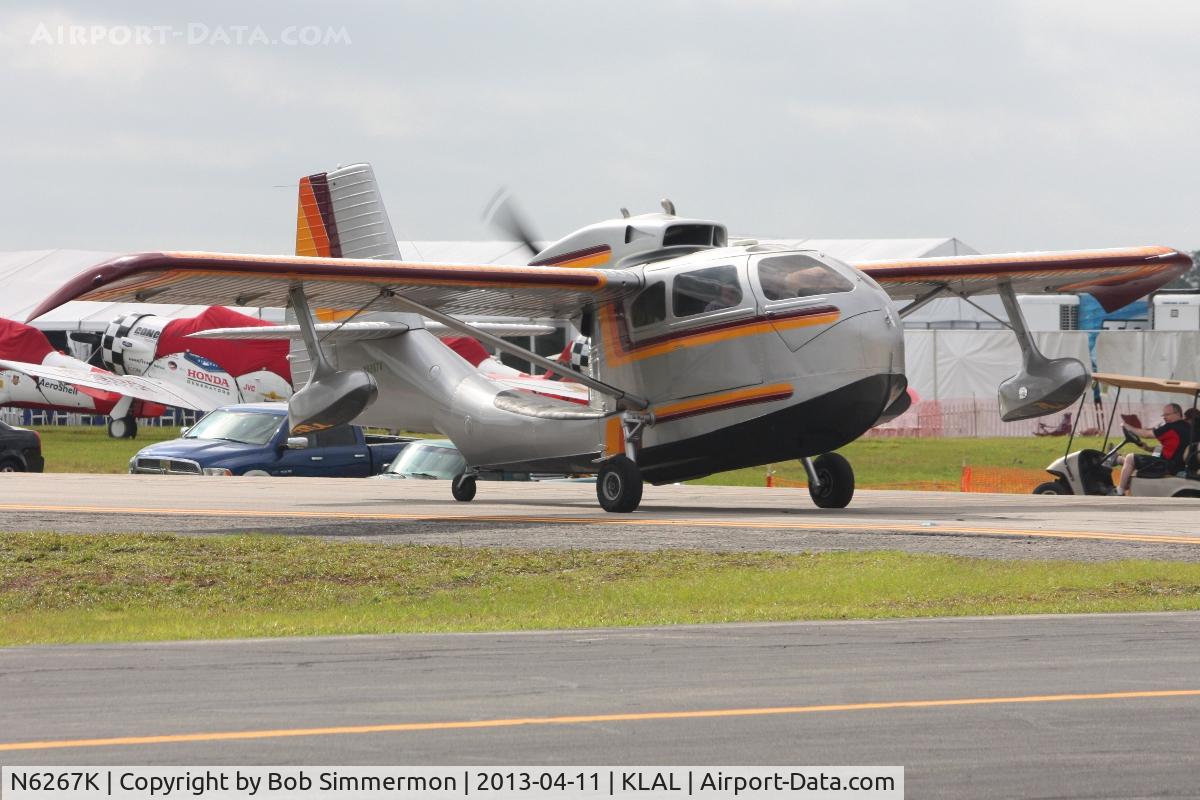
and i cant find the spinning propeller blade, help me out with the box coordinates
[483,188,541,259]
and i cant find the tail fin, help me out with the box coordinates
[295,163,401,260]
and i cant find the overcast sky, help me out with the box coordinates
[0,1,1196,256]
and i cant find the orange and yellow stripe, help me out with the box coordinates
[654,383,794,424]
[597,303,839,368]
[295,174,340,258]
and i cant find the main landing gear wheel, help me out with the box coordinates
[1033,480,1072,495]
[808,452,854,509]
[107,416,138,439]
[597,455,643,513]
[451,474,477,502]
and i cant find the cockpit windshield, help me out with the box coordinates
[758,255,854,301]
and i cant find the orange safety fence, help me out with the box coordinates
[958,465,1052,494]
[766,465,1049,494]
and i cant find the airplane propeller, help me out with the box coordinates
[483,188,542,259]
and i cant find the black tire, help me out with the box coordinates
[1175,490,1200,499]
[807,452,854,509]
[107,416,138,439]
[596,455,643,513]
[451,474,477,502]
[1032,480,1072,495]
[0,458,24,473]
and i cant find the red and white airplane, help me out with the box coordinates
[0,308,293,437]
[0,317,186,435]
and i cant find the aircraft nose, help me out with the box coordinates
[858,299,905,377]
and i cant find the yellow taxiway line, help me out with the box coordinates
[0,502,1197,546]
[3,689,1198,752]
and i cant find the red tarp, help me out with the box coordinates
[0,318,55,363]
[158,307,291,381]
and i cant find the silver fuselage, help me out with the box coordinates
[319,248,905,483]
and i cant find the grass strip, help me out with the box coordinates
[691,435,1111,487]
[30,425,1105,487]
[32,425,179,473]
[4,532,1200,646]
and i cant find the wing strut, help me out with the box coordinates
[946,287,1011,329]
[381,289,650,411]
[896,285,949,318]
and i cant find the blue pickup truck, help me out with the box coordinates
[129,403,411,477]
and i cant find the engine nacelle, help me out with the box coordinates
[530,211,728,270]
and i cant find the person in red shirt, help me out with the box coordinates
[1116,403,1192,495]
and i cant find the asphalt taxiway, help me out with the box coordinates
[3,613,1200,798]
[4,475,1200,797]
[1,472,1198,560]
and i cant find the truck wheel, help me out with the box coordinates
[108,417,138,439]
[808,453,854,509]
[452,474,477,502]
[243,470,271,477]
[0,458,23,473]
[1033,481,1072,495]
[596,455,643,513]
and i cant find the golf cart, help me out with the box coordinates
[1034,372,1200,498]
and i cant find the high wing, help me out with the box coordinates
[26,251,642,322]
[851,245,1191,312]
[0,359,217,411]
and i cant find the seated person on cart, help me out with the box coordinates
[1116,403,1192,495]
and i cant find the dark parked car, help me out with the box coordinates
[0,420,44,472]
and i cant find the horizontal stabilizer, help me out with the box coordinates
[0,359,217,412]
[492,389,606,420]
[429,321,556,338]
[491,375,590,404]
[188,320,556,341]
[189,321,411,341]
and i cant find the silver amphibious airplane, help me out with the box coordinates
[26,168,1190,512]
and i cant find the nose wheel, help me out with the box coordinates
[597,455,643,513]
[451,474,477,502]
[803,452,854,508]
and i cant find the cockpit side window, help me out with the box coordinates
[630,281,666,328]
[672,265,743,318]
[758,255,854,301]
